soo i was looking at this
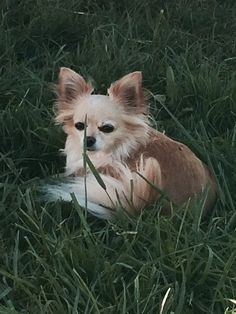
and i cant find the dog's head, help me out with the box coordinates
[55,67,149,159]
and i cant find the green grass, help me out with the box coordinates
[0,0,236,313]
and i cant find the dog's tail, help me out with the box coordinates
[42,173,125,220]
[43,157,162,220]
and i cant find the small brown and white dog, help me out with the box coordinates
[46,67,217,219]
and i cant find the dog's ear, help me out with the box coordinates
[57,67,93,102]
[108,72,146,114]
[55,68,93,124]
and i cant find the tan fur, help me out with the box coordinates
[126,130,217,213]
[51,67,217,218]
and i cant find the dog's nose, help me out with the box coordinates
[86,136,96,148]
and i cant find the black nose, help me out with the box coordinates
[86,136,96,147]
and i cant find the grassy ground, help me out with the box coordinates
[0,0,236,313]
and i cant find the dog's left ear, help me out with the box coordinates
[108,72,146,114]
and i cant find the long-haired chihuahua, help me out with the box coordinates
[46,67,217,219]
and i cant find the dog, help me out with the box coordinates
[46,67,217,219]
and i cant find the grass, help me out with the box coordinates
[0,0,236,313]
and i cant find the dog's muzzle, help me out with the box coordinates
[86,136,96,150]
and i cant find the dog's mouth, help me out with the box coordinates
[87,147,97,152]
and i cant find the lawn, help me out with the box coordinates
[0,0,236,313]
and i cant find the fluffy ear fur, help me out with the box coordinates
[57,67,93,102]
[55,67,93,123]
[108,72,146,114]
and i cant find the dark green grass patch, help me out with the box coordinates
[0,0,236,313]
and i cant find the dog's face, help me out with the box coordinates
[71,94,129,152]
[55,68,149,158]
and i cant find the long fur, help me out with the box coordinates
[46,155,162,219]
[45,68,217,220]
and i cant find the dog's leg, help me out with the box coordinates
[126,157,162,210]
[45,157,162,219]
[79,157,162,214]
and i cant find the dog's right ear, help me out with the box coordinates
[55,68,93,124]
[57,67,93,102]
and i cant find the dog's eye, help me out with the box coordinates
[99,124,114,133]
[75,122,85,130]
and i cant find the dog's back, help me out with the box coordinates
[126,129,217,213]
